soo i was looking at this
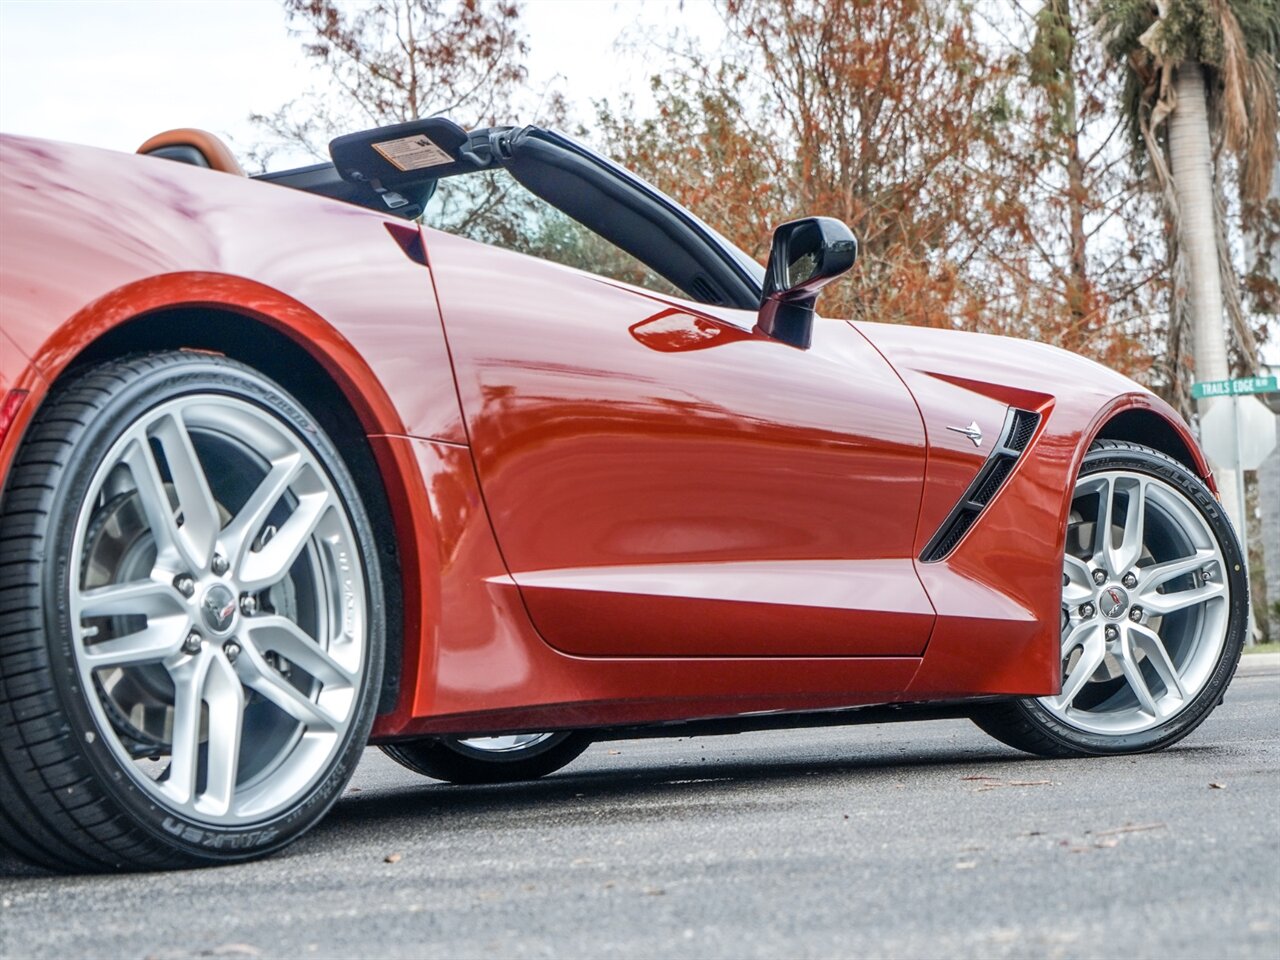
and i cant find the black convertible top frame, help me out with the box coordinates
[254,123,765,310]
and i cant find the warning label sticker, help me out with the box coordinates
[371,134,454,172]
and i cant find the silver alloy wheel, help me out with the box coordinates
[69,395,367,825]
[1041,469,1230,735]
[451,733,558,754]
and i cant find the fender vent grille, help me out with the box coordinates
[930,509,978,558]
[920,407,1041,562]
[1006,409,1039,452]
[970,455,1015,506]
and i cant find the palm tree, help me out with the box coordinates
[1096,0,1278,536]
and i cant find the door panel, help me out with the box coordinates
[425,231,931,656]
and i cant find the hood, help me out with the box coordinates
[849,320,1151,414]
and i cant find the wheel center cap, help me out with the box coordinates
[200,583,238,636]
[1099,585,1130,620]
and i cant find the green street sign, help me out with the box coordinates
[1191,375,1279,399]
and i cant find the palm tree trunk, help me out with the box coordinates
[1167,61,1243,533]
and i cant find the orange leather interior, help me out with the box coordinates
[136,128,245,176]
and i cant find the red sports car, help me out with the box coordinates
[0,119,1247,871]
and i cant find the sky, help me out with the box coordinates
[0,0,721,163]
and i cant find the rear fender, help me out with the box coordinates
[24,271,407,437]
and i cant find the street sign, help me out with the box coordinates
[1191,375,1278,399]
[1201,395,1278,471]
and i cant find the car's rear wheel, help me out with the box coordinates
[0,352,384,871]
[973,439,1246,756]
[381,732,592,784]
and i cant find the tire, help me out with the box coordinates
[0,352,385,871]
[973,439,1247,757]
[381,732,592,784]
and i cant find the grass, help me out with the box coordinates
[1244,641,1280,655]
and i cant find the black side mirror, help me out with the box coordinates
[756,217,858,348]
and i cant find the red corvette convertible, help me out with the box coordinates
[0,119,1247,871]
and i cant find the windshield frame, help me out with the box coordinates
[528,128,766,301]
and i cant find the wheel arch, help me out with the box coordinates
[44,294,412,716]
[1091,405,1208,481]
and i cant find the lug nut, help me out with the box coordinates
[1129,606,1144,623]
[1201,568,1213,583]
[211,554,229,576]
[1122,572,1137,589]
[1105,625,1119,642]
[1092,569,1107,586]
[222,640,242,663]
[182,631,203,655]
[1079,602,1096,619]
[239,594,258,617]
[173,574,195,598]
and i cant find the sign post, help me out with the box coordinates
[1193,376,1279,643]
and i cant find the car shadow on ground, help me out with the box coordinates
[308,739,1228,838]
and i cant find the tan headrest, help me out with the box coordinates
[136,128,245,176]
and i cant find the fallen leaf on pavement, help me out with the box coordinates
[974,779,1054,792]
[1209,782,1226,789]
[1094,823,1166,837]
[385,852,402,864]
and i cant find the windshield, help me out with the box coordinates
[537,129,766,294]
[423,167,686,298]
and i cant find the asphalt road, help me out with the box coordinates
[2,659,1278,960]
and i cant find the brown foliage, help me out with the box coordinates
[604,1,1024,334]
[594,0,1175,382]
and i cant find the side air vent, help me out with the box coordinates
[970,455,1015,506]
[1006,408,1039,452]
[920,407,1042,562]
[929,509,978,558]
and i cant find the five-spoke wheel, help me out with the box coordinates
[974,439,1246,756]
[0,353,383,870]
[72,392,367,822]
[1045,469,1229,733]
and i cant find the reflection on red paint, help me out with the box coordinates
[629,309,755,352]
[0,390,27,447]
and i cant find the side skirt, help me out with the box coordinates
[372,696,1017,744]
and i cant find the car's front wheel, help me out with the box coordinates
[0,352,384,871]
[973,439,1247,756]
